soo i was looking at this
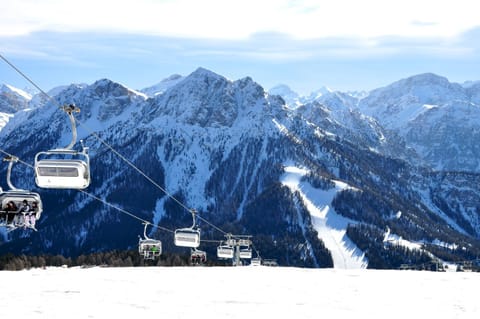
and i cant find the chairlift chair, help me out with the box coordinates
[34,151,90,189]
[34,104,91,189]
[174,228,201,248]
[239,246,253,259]
[0,156,43,230]
[217,244,234,259]
[251,257,262,266]
[138,238,162,260]
[190,248,207,265]
[0,191,43,230]
[174,209,201,248]
[138,223,162,260]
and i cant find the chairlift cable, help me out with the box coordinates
[75,119,192,213]
[78,189,174,234]
[0,149,32,168]
[0,54,195,219]
[0,54,64,111]
[0,55,236,240]
[0,54,185,209]
[196,239,223,244]
[73,111,230,236]
[0,147,173,234]
[76,120,231,236]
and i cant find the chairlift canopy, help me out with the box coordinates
[217,245,234,259]
[35,152,90,189]
[239,247,253,259]
[174,228,201,248]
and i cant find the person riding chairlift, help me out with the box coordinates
[27,201,39,228]
[5,201,18,224]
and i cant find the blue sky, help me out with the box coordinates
[1,0,480,95]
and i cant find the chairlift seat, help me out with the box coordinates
[174,228,201,248]
[0,191,43,218]
[138,238,162,259]
[35,159,90,189]
[33,105,91,190]
[191,249,207,264]
[0,190,43,229]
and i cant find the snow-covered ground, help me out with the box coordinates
[0,266,478,318]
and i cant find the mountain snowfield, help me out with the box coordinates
[1,266,478,318]
[281,165,367,269]
[0,112,13,131]
[1,69,480,269]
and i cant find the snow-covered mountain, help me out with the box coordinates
[305,86,334,101]
[269,84,302,108]
[357,73,480,171]
[358,73,466,127]
[462,80,480,89]
[140,74,184,97]
[0,84,32,130]
[0,84,31,113]
[1,69,479,269]
[273,73,480,172]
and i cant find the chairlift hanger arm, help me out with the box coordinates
[190,209,197,228]
[62,104,80,150]
[4,156,19,190]
[143,222,151,240]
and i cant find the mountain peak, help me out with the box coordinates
[269,84,298,97]
[185,67,227,83]
[140,74,184,97]
[269,84,300,108]
[0,84,31,113]
[90,79,146,99]
[147,69,276,127]
[360,72,467,120]
[91,78,125,91]
[307,86,333,100]
[399,73,451,87]
[1,84,32,100]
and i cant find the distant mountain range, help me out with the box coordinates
[1,69,479,269]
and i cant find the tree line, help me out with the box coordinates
[0,250,229,271]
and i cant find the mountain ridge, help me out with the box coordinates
[1,69,479,269]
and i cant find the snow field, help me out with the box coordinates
[0,266,478,319]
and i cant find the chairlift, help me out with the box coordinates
[217,244,234,259]
[138,223,162,260]
[190,248,207,265]
[174,209,201,248]
[0,156,43,231]
[251,257,262,266]
[239,246,253,259]
[34,104,91,189]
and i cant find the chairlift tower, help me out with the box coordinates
[230,235,252,266]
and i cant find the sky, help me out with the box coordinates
[1,0,480,95]
[1,266,479,318]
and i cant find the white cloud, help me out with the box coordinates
[1,0,479,39]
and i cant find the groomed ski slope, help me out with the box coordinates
[0,266,477,318]
[281,165,367,269]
